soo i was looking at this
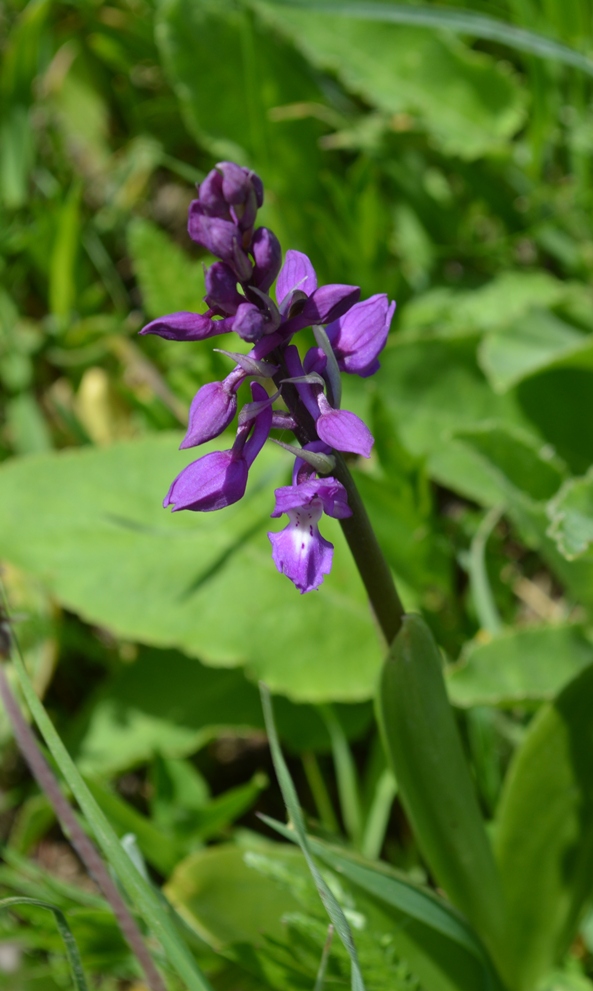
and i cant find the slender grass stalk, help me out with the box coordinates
[0,660,168,991]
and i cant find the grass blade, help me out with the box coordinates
[260,683,366,991]
[5,627,215,991]
[0,895,89,991]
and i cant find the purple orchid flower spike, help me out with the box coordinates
[141,160,395,595]
[268,474,351,594]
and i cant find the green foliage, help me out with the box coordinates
[495,664,593,990]
[378,615,506,967]
[2,0,593,988]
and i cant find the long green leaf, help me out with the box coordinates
[378,615,506,971]
[260,683,366,991]
[0,896,89,991]
[266,0,593,77]
[8,645,214,991]
[495,663,593,991]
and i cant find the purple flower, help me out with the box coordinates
[165,382,272,512]
[268,476,351,593]
[326,294,396,377]
[140,160,394,593]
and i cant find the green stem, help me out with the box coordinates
[332,453,405,645]
[272,362,406,647]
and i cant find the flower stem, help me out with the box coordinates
[272,353,406,643]
[331,453,405,645]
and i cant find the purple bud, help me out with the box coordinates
[180,381,238,449]
[139,310,232,341]
[164,451,248,513]
[276,250,318,309]
[204,262,244,316]
[326,295,396,377]
[188,208,252,282]
[197,169,229,218]
[217,162,262,232]
[251,228,282,293]
[316,397,374,459]
[232,302,268,343]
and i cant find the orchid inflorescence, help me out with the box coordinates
[140,162,395,593]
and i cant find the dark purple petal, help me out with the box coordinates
[316,406,374,458]
[242,381,272,467]
[268,507,334,594]
[276,250,317,306]
[251,228,282,293]
[284,345,321,421]
[218,161,252,204]
[139,311,232,341]
[187,209,252,281]
[164,450,247,512]
[326,295,395,377]
[304,284,360,324]
[180,381,237,449]
[247,169,264,208]
[232,302,267,343]
[281,283,361,336]
[204,262,244,316]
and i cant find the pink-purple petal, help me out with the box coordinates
[139,311,231,341]
[276,249,318,304]
[164,451,248,512]
[316,408,374,459]
[268,510,334,594]
[180,382,237,449]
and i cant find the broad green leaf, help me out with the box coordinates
[453,423,566,504]
[165,843,303,949]
[0,436,381,702]
[264,0,593,78]
[378,615,506,969]
[495,664,593,991]
[401,272,571,338]
[379,335,537,505]
[255,1,526,159]
[127,218,207,319]
[478,309,593,393]
[447,625,593,708]
[547,468,593,560]
[515,368,593,477]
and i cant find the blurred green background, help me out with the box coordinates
[2,0,593,987]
